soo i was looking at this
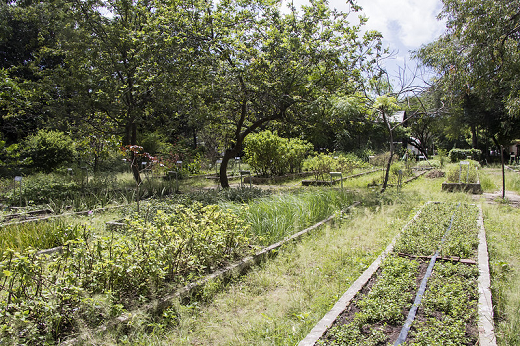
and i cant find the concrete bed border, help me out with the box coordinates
[299,202,497,346]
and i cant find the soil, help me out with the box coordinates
[425,170,445,179]
[319,256,479,345]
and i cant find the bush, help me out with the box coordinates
[445,160,480,183]
[369,152,399,167]
[448,148,482,163]
[243,131,312,177]
[21,129,77,173]
[303,152,370,180]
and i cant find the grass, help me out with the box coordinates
[0,208,124,252]
[0,218,85,253]
[76,198,416,345]
[223,188,355,245]
[483,203,520,345]
[2,167,520,345]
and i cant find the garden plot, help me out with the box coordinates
[0,189,354,344]
[305,202,493,346]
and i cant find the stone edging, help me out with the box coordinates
[298,201,497,346]
[477,205,497,346]
[298,201,432,346]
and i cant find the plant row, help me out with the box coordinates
[319,202,480,345]
[318,256,420,345]
[0,203,252,344]
[393,202,479,258]
[404,262,479,345]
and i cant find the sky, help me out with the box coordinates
[283,0,447,87]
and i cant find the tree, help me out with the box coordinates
[372,95,399,192]
[0,0,69,143]
[416,0,520,197]
[56,0,211,183]
[204,0,383,188]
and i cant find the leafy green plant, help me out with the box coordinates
[243,130,313,177]
[303,153,369,181]
[394,203,479,258]
[407,262,479,345]
[319,256,419,345]
[448,148,482,163]
[21,129,77,173]
[0,203,252,343]
[445,161,480,184]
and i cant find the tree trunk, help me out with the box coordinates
[126,121,142,185]
[381,117,394,193]
[501,145,505,199]
[220,148,238,188]
[471,124,478,149]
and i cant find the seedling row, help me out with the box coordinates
[317,202,481,345]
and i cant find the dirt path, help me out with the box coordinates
[476,190,520,207]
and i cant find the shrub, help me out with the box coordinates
[448,148,482,163]
[303,153,370,180]
[21,129,77,173]
[243,131,312,177]
[370,152,399,167]
[445,160,480,183]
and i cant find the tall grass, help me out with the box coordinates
[223,188,354,245]
[483,204,520,345]
[0,219,86,253]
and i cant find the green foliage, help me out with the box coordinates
[0,203,251,343]
[0,220,85,253]
[394,203,479,258]
[437,148,447,167]
[445,161,480,184]
[225,189,354,245]
[243,131,312,177]
[21,129,77,173]
[303,153,370,180]
[372,95,399,119]
[448,148,482,163]
[369,152,398,167]
[320,256,419,345]
[408,263,479,345]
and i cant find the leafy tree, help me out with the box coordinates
[372,95,399,192]
[0,0,68,143]
[416,0,520,197]
[54,0,211,183]
[205,0,383,188]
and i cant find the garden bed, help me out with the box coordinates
[300,202,496,346]
[442,182,483,194]
[245,171,314,184]
[302,169,381,186]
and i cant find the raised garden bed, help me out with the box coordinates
[442,161,483,194]
[300,202,496,346]
[442,182,483,194]
[302,169,381,186]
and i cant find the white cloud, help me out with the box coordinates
[280,0,446,80]
[355,0,445,48]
